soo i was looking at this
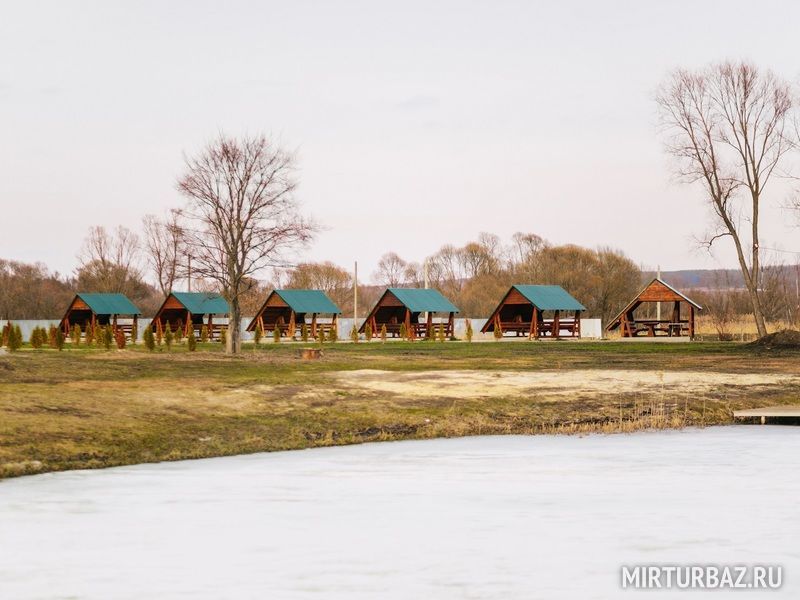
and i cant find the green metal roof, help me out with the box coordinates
[511,285,586,311]
[76,293,142,315]
[387,288,459,313]
[171,292,230,315]
[275,289,342,314]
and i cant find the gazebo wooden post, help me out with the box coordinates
[112,314,118,334]
[447,312,454,338]
[575,310,581,338]
[185,312,192,336]
[289,311,297,338]
[426,311,433,339]
[207,313,213,340]
[370,316,377,337]
[553,310,561,339]
[332,314,338,336]
[405,308,413,340]
[91,313,97,335]
[689,305,695,339]
[133,314,138,341]
[623,311,634,337]
[63,315,70,336]
[530,306,538,340]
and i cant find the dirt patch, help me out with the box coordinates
[332,369,800,401]
[750,329,800,350]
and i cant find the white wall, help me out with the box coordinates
[6,317,604,342]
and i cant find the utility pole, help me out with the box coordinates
[353,261,358,326]
[656,265,661,321]
[423,259,429,322]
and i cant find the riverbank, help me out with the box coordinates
[2,341,799,478]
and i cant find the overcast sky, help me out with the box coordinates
[1,0,799,282]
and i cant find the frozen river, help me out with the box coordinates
[1,427,798,599]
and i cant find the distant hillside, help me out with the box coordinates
[646,266,799,291]
[643,269,745,290]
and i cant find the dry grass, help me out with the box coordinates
[694,315,796,340]
[1,340,799,478]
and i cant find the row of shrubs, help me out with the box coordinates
[0,319,478,352]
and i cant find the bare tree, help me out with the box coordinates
[178,133,314,353]
[77,225,143,291]
[142,210,185,295]
[656,61,794,337]
[287,261,352,311]
[0,260,73,320]
[373,252,408,287]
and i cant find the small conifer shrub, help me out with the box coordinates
[364,323,372,342]
[130,322,138,344]
[318,327,326,344]
[175,320,184,343]
[85,323,95,346]
[8,324,22,352]
[143,326,155,351]
[48,325,58,349]
[29,327,43,349]
[71,324,82,346]
[493,323,503,340]
[350,325,359,343]
[102,326,113,350]
[254,323,263,346]
[272,327,281,343]
[114,328,126,349]
[164,324,174,350]
[380,324,387,343]
[200,325,209,343]
[187,327,197,351]
[399,322,408,340]
[301,324,308,342]
[328,325,338,343]
[55,328,65,351]
[220,327,227,346]
[465,319,473,343]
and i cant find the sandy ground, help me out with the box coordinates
[333,369,800,400]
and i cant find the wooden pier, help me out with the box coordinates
[733,406,800,424]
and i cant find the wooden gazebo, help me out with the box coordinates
[59,293,141,339]
[246,289,341,338]
[605,278,701,339]
[481,285,585,339]
[360,288,459,339]
[151,292,229,340]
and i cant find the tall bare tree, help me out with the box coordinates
[178,133,314,353]
[656,61,794,337]
[77,225,143,292]
[373,252,408,287]
[142,210,185,295]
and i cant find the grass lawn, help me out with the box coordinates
[1,340,799,479]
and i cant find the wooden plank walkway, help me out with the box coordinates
[733,406,800,424]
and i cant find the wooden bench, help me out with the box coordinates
[625,320,689,337]
[499,321,531,336]
[413,322,453,338]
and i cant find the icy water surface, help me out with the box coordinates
[1,427,798,599]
